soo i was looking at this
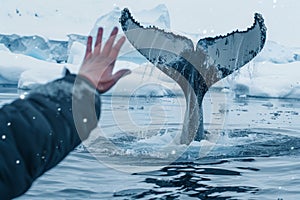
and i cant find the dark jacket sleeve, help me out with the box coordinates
[0,73,101,199]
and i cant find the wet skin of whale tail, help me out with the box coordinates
[120,9,267,145]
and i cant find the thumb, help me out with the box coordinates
[112,69,131,83]
[100,69,131,93]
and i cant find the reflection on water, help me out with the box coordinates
[4,89,299,199]
[115,161,258,199]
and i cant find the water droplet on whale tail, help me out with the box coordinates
[119,9,267,145]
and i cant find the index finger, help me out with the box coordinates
[84,36,93,60]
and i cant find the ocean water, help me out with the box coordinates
[2,88,298,200]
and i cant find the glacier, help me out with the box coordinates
[0,3,300,99]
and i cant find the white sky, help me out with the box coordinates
[0,0,299,46]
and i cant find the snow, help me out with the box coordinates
[228,61,300,99]
[253,41,300,64]
[220,40,300,99]
[0,1,300,99]
[67,41,85,66]
[0,49,65,86]
[90,4,170,38]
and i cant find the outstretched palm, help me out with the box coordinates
[79,27,131,93]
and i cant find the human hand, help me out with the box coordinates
[79,27,131,93]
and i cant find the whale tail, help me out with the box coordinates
[120,9,266,144]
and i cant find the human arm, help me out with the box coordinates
[0,27,129,199]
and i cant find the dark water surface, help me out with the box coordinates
[4,89,298,200]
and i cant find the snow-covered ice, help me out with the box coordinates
[0,1,300,99]
[0,48,65,87]
[227,61,300,99]
[224,40,300,99]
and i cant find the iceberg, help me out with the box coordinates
[225,41,300,99]
[0,34,68,63]
[67,4,171,65]
[90,4,170,38]
[254,40,300,64]
[0,4,172,92]
[1,3,300,100]
[228,61,300,99]
[0,50,65,87]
